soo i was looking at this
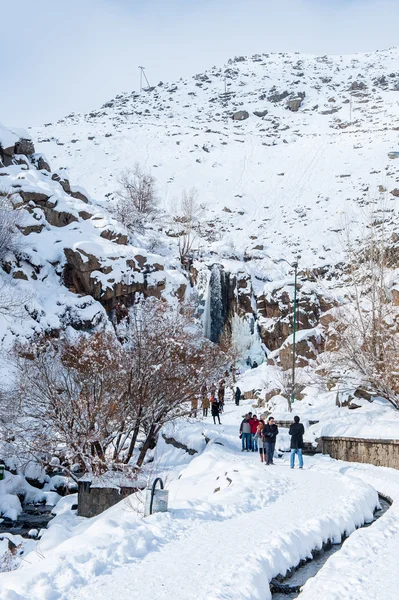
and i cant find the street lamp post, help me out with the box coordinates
[276,258,299,412]
[291,262,298,411]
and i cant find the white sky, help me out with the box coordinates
[1,0,399,127]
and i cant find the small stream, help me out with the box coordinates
[271,495,391,599]
[0,504,55,538]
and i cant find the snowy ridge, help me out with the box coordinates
[0,123,187,348]
[33,46,399,269]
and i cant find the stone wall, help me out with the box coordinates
[322,436,399,469]
[78,481,140,517]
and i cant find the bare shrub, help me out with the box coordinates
[172,188,206,266]
[327,209,399,408]
[114,164,158,234]
[0,192,20,262]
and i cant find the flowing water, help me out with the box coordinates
[0,504,55,538]
[271,496,391,599]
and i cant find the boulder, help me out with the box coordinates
[350,80,366,90]
[253,109,268,117]
[286,97,303,112]
[268,91,289,103]
[100,229,128,245]
[52,172,71,194]
[44,208,78,227]
[70,190,89,204]
[32,154,51,172]
[14,138,35,155]
[232,110,249,121]
[18,190,53,205]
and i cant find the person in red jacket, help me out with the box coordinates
[249,415,259,452]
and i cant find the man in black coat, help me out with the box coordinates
[235,386,241,406]
[289,416,305,469]
[262,416,279,465]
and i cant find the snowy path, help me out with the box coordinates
[66,460,375,600]
[0,402,389,600]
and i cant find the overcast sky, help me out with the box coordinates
[2,0,399,128]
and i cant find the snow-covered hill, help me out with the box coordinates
[33,47,399,269]
[0,124,186,349]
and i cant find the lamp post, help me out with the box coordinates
[276,258,299,412]
[291,262,298,411]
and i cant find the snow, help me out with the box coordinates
[0,472,60,520]
[0,398,391,600]
[0,123,29,150]
[32,48,399,272]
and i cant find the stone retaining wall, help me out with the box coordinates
[78,481,140,517]
[322,436,399,469]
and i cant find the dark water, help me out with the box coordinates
[0,504,55,538]
[271,496,391,599]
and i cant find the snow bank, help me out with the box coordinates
[0,401,378,600]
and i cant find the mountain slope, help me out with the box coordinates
[33,47,399,269]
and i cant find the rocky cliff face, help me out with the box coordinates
[0,124,187,347]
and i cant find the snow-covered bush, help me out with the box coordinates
[113,164,158,234]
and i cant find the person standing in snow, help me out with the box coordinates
[250,414,259,452]
[211,397,221,425]
[256,419,266,462]
[263,416,279,465]
[218,379,225,413]
[240,414,252,452]
[202,395,210,418]
[289,416,305,469]
[235,386,241,406]
[210,383,216,397]
[190,397,198,418]
[251,360,258,369]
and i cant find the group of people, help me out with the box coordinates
[191,380,226,424]
[240,413,305,468]
[192,383,306,469]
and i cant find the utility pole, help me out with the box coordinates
[276,258,299,412]
[138,66,151,92]
[291,262,298,411]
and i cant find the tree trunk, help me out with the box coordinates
[136,424,157,468]
[124,411,142,464]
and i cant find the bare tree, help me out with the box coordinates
[114,164,158,234]
[0,192,20,262]
[5,300,229,476]
[326,208,399,409]
[117,298,228,466]
[7,332,130,477]
[172,188,205,267]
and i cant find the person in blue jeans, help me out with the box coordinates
[240,415,252,451]
[263,416,279,465]
[289,415,305,468]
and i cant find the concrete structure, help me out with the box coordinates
[322,437,399,469]
[78,481,140,517]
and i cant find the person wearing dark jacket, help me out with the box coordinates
[211,397,221,424]
[289,416,305,469]
[262,416,279,465]
[240,415,252,451]
[235,387,241,406]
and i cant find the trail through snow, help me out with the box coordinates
[0,400,380,600]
